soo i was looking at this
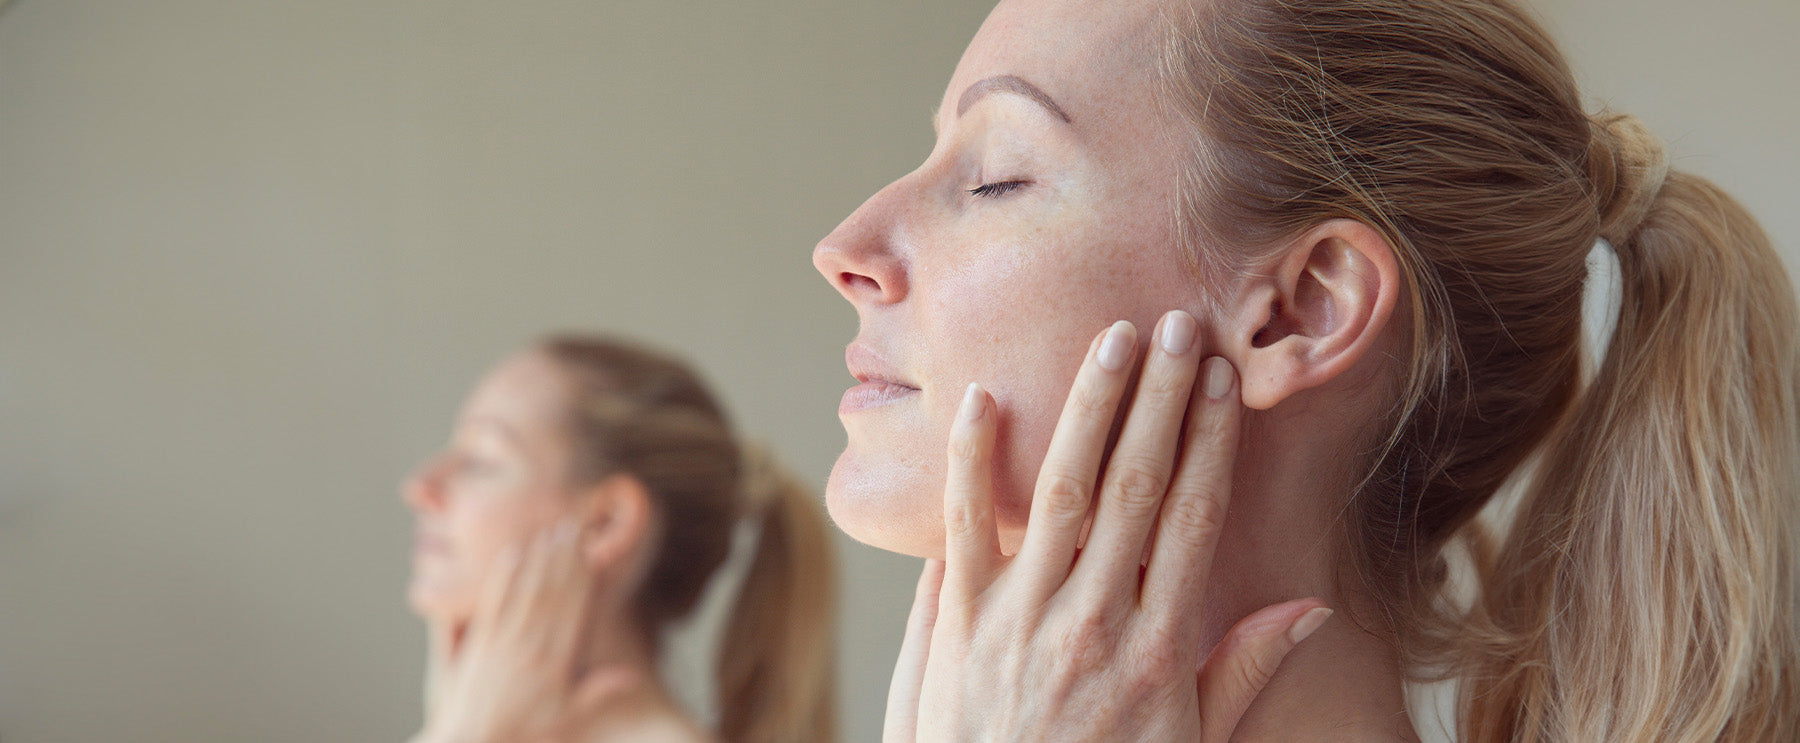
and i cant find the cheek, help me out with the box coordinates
[921,215,1190,548]
[428,489,563,607]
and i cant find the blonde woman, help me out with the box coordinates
[402,336,837,743]
[813,0,1798,740]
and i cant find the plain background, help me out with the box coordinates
[1,1,1794,741]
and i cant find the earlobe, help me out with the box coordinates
[1228,220,1400,410]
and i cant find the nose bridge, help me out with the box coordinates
[813,175,913,306]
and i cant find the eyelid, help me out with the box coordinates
[968,180,1029,198]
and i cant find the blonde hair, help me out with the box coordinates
[541,336,838,743]
[1161,0,1798,739]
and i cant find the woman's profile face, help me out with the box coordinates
[401,352,580,623]
[814,0,1205,557]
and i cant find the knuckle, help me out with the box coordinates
[1162,490,1227,543]
[1069,382,1116,420]
[1106,460,1168,511]
[944,499,987,540]
[1233,646,1281,692]
[1037,472,1093,519]
[946,429,983,463]
[1140,364,1191,399]
[1131,627,1190,688]
[1058,614,1122,675]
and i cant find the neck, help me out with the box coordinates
[571,606,711,743]
[1203,403,1419,741]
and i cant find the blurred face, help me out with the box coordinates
[402,352,581,623]
[813,0,1204,557]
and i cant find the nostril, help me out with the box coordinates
[841,272,881,293]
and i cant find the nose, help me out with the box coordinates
[813,180,910,307]
[400,457,447,513]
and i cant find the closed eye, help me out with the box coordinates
[968,180,1029,198]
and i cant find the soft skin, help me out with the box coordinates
[402,352,709,743]
[818,0,1419,738]
[814,0,1199,558]
[404,352,584,624]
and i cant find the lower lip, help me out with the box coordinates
[839,381,919,414]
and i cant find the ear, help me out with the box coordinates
[575,473,655,572]
[1223,219,1400,410]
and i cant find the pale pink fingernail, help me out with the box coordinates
[1203,357,1235,399]
[1097,321,1135,371]
[1288,607,1333,644]
[1159,310,1196,355]
[959,382,986,422]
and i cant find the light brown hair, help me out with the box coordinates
[541,336,838,743]
[1162,0,1798,739]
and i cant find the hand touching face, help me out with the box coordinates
[814,0,1203,557]
[402,353,579,624]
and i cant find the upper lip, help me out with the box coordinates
[846,341,918,389]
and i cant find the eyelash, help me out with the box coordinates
[968,180,1028,198]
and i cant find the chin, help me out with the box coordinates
[824,443,948,559]
[406,575,468,623]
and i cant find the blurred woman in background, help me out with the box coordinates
[402,335,837,743]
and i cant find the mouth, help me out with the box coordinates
[841,341,920,414]
[413,530,449,556]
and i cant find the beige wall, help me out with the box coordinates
[0,1,1792,742]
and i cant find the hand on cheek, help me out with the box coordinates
[884,311,1331,743]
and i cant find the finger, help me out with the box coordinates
[570,665,642,716]
[539,521,595,677]
[424,621,458,716]
[501,526,558,631]
[471,541,525,635]
[1141,356,1241,642]
[1070,310,1201,604]
[1014,320,1137,598]
[1197,600,1331,741]
[942,383,1001,605]
[884,559,945,743]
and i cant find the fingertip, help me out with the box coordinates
[959,382,988,424]
[1288,606,1333,645]
[1202,356,1237,400]
[1097,320,1137,372]
[1158,309,1197,356]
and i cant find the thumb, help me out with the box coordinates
[424,621,461,717]
[1196,599,1331,740]
[883,558,945,743]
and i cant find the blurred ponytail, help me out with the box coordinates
[1458,117,1800,741]
[716,445,839,743]
[540,337,838,743]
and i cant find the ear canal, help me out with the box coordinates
[1251,301,1284,348]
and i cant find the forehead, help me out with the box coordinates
[945,0,1174,125]
[460,353,573,433]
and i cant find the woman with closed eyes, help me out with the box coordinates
[402,336,838,743]
[813,0,1798,740]
[421,0,1797,739]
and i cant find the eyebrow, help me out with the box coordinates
[956,74,1073,124]
[460,417,524,447]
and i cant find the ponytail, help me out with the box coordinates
[1156,0,1797,737]
[540,337,839,742]
[1459,116,1800,741]
[715,445,839,743]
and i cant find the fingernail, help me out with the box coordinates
[959,382,986,422]
[1203,357,1235,399]
[1288,607,1332,644]
[1159,310,1196,355]
[1097,321,1135,371]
